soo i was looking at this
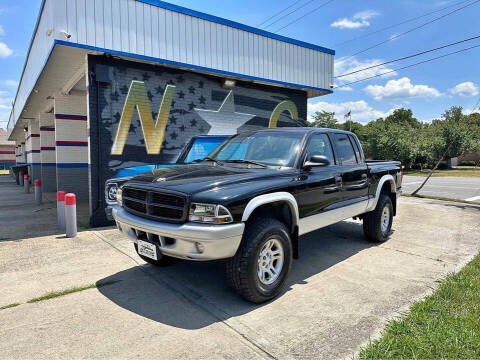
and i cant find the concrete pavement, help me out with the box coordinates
[402,175,480,202]
[0,175,89,241]
[1,174,479,359]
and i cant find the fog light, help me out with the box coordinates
[195,242,205,253]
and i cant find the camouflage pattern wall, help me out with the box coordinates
[87,56,307,226]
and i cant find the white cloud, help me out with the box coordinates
[0,42,12,58]
[449,81,478,97]
[0,91,12,127]
[308,99,396,124]
[463,107,480,115]
[335,56,397,85]
[331,10,379,29]
[2,80,18,87]
[364,77,442,100]
[0,25,5,36]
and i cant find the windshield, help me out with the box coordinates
[183,136,228,163]
[209,131,304,167]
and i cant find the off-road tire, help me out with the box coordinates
[134,243,180,266]
[226,217,292,303]
[363,194,393,242]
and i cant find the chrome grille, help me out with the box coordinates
[122,186,187,222]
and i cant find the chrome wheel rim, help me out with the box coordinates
[381,206,390,235]
[257,237,284,285]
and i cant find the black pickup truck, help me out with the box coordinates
[112,128,402,303]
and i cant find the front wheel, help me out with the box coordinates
[226,217,292,303]
[363,194,393,242]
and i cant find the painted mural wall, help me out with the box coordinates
[87,56,307,226]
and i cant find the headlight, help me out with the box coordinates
[189,203,233,224]
[116,187,123,206]
[105,182,119,205]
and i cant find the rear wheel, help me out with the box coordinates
[226,217,292,303]
[363,194,393,242]
[134,243,180,266]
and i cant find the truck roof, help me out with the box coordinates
[245,127,354,135]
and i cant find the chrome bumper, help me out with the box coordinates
[112,207,245,260]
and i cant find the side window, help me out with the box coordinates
[305,134,335,165]
[332,134,357,165]
[349,135,362,162]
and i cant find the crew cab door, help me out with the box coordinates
[331,133,369,203]
[295,133,342,218]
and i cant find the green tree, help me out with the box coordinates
[464,112,480,166]
[412,106,475,195]
[384,108,420,128]
[363,109,421,169]
[308,111,339,129]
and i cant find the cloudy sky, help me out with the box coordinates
[0,0,479,129]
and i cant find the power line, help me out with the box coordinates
[336,43,480,88]
[470,97,480,111]
[262,0,318,29]
[334,0,471,47]
[274,0,336,32]
[342,0,480,60]
[335,35,480,78]
[257,0,305,27]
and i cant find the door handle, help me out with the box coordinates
[325,175,342,193]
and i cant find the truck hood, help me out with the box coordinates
[124,163,296,204]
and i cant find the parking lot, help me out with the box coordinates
[403,175,480,202]
[1,175,479,359]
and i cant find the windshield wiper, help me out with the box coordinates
[193,157,222,165]
[223,159,268,168]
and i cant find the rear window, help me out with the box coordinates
[349,135,362,162]
[332,134,357,165]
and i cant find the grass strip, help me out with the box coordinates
[360,253,480,359]
[404,167,480,178]
[26,280,119,304]
[402,193,480,205]
[0,303,21,310]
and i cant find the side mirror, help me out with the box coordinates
[304,155,330,168]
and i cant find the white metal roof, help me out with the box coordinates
[8,0,335,135]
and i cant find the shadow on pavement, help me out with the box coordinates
[97,220,377,330]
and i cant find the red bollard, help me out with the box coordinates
[34,179,42,205]
[57,191,66,230]
[65,193,77,238]
[19,171,24,186]
[24,174,30,193]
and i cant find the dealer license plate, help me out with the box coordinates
[137,240,158,260]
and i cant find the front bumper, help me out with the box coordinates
[112,207,245,260]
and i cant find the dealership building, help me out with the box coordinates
[7,0,335,226]
[0,129,15,169]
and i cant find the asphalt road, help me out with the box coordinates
[1,175,480,359]
[402,175,480,202]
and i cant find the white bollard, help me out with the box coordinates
[34,179,42,205]
[19,172,24,186]
[65,193,77,238]
[24,174,30,193]
[57,191,66,230]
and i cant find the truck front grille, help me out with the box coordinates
[122,186,187,223]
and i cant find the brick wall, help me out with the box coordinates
[54,94,88,200]
[26,119,41,181]
[88,56,307,226]
[0,144,15,169]
[39,113,57,192]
